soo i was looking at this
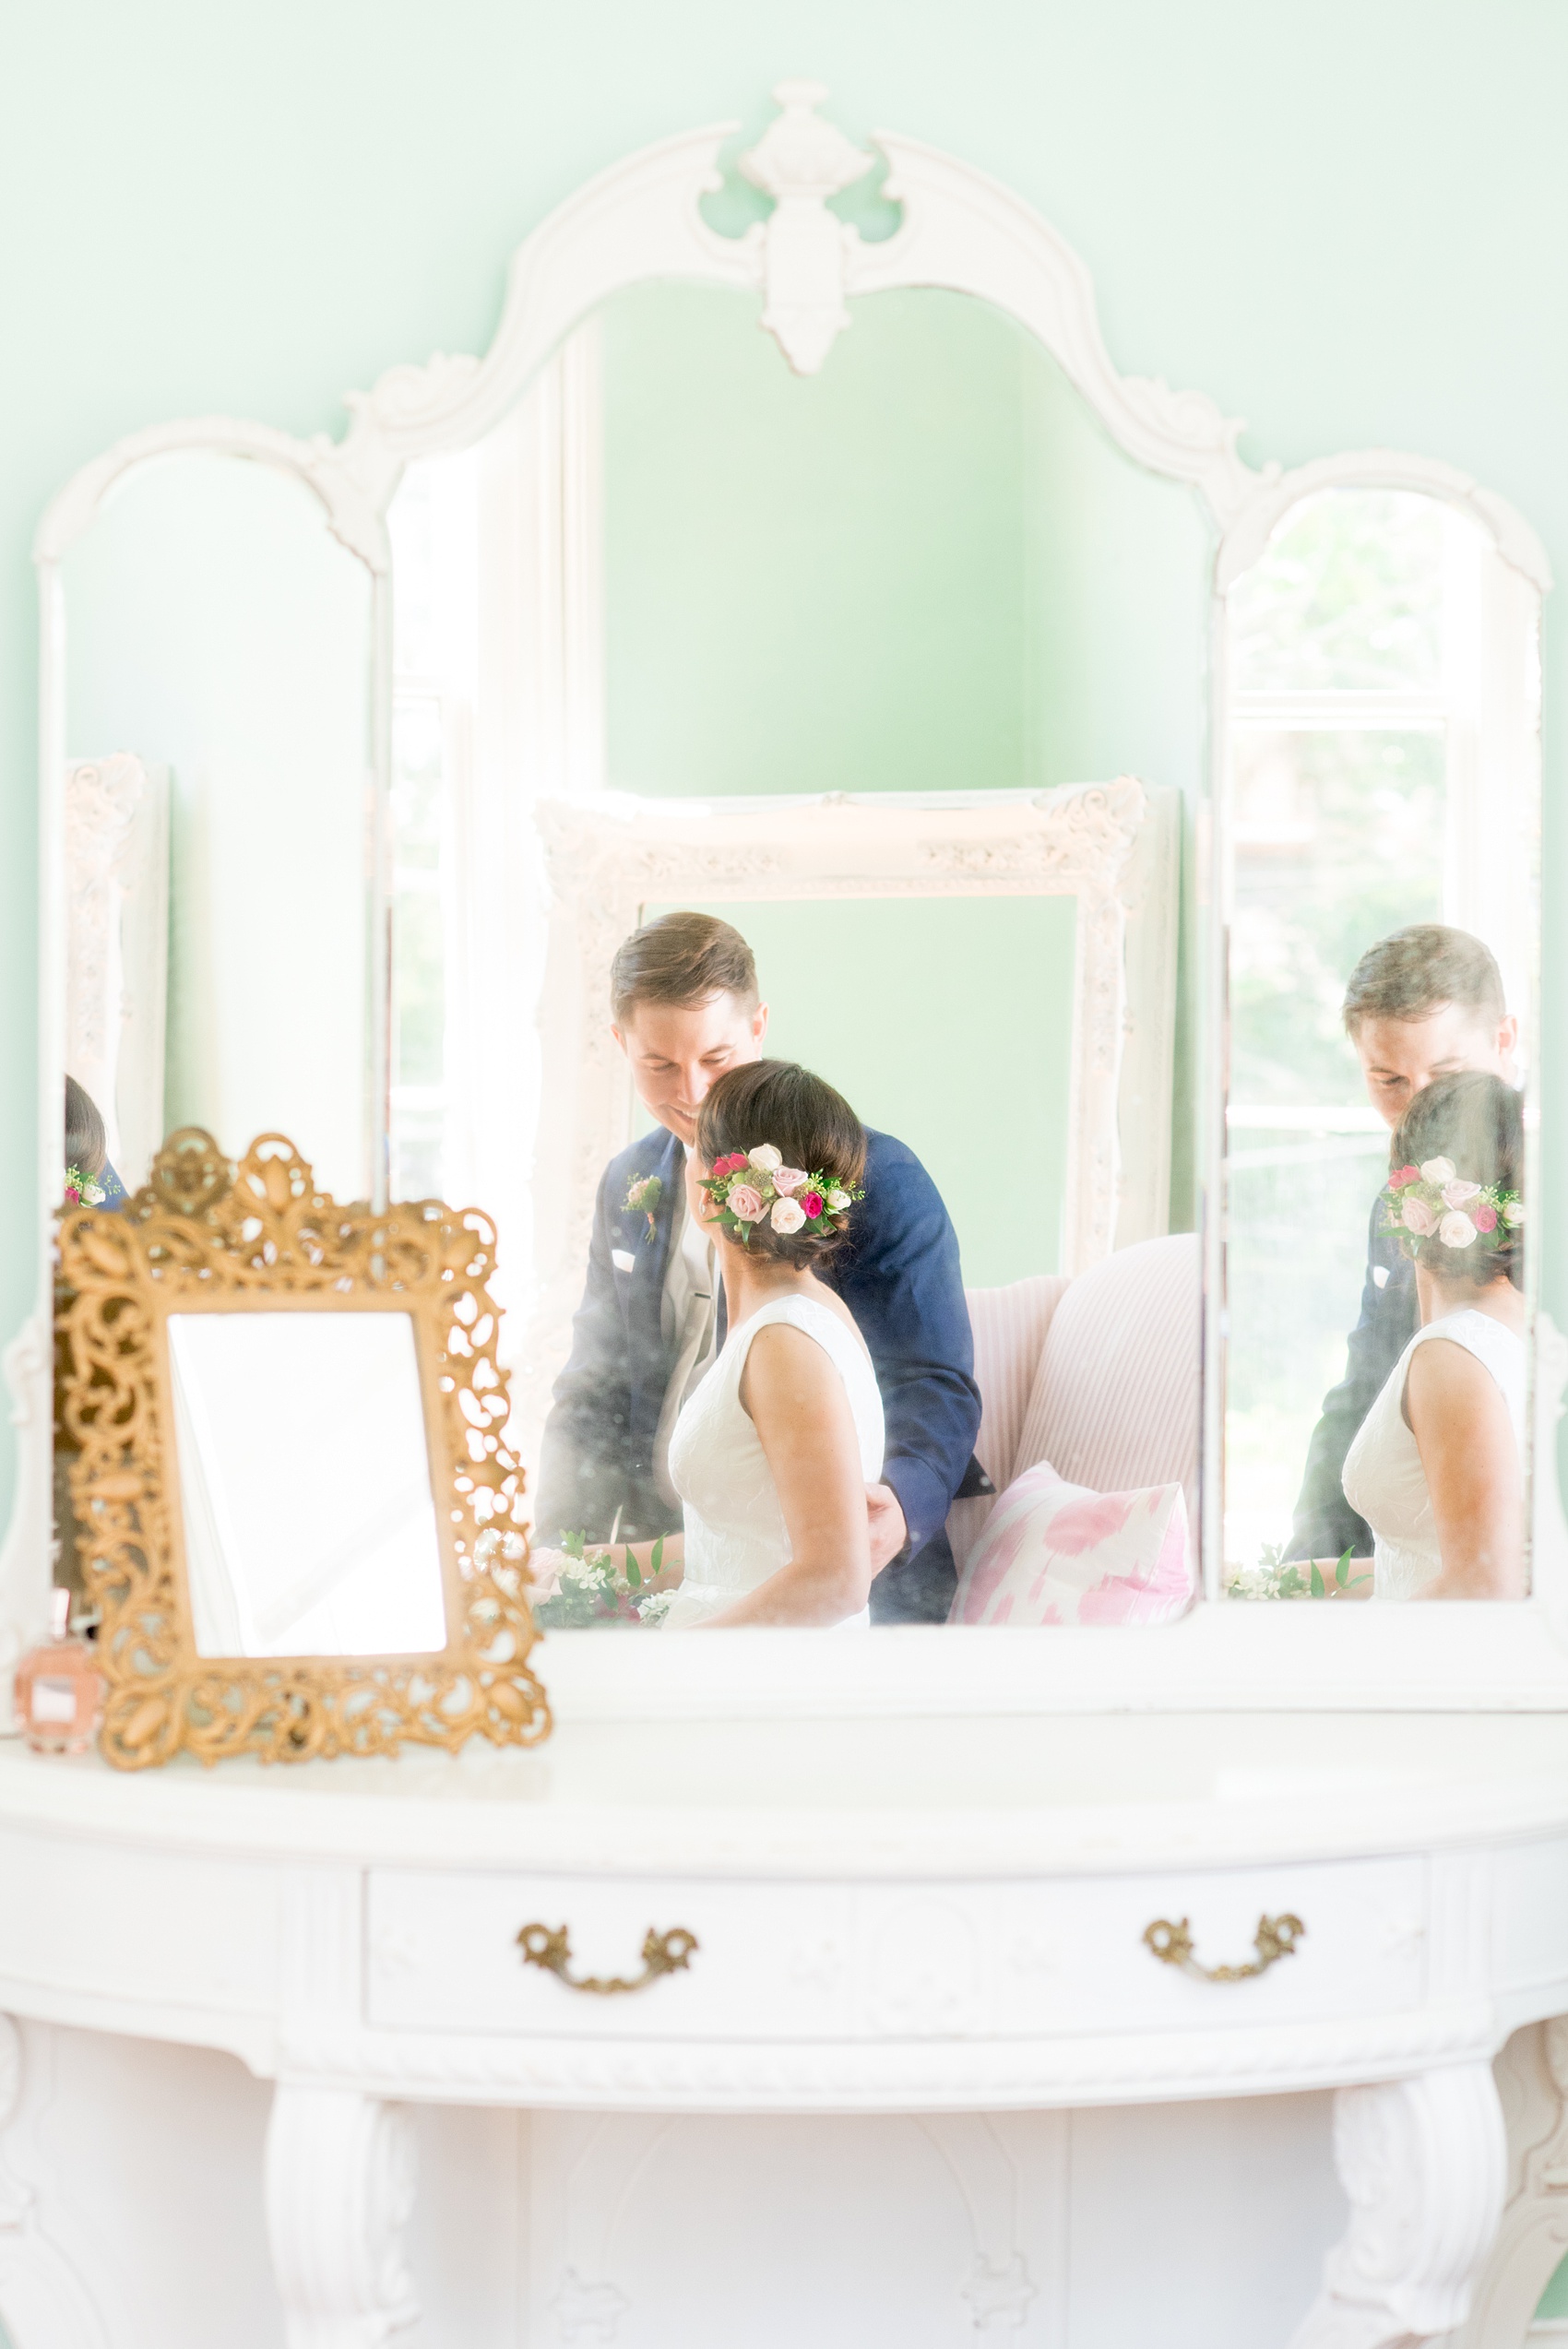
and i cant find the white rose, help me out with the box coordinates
[770,1195,806,1235]
[1439,1209,1479,1249]
[1503,1199,1526,1227]
[1441,1179,1481,1208]
[1420,1157,1456,1185]
[748,1144,782,1173]
[826,1189,852,1213]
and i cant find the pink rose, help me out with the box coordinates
[719,1153,749,1176]
[727,1183,765,1222]
[1439,1209,1479,1249]
[1401,1195,1438,1237]
[770,1196,806,1235]
[800,1191,825,1219]
[1473,1202,1498,1234]
[771,1167,807,1195]
[1388,1165,1421,1190]
[1442,1179,1481,1208]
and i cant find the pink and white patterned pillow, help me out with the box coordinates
[948,1461,1194,1627]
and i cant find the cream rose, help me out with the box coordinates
[727,1183,765,1222]
[826,1189,852,1213]
[1441,1179,1481,1207]
[1402,1196,1439,1238]
[769,1195,806,1235]
[771,1167,807,1194]
[748,1145,782,1173]
[1503,1199,1526,1227]
[1420,1156,1456,1185]
[1439,1209,1479,1249]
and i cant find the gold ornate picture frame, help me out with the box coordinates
[55,1129,549,1769]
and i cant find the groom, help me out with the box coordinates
[533,911,985,1623]
[1286,922,1518,1565]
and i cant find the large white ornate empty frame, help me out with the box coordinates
[11,79,1562,1717]
[513,781,1177,1462]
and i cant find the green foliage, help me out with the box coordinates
[1229,491,1444,695]
[531,1531,671,1630]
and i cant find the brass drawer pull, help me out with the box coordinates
[517,1921,698,1996]
[1143,1912,1305,1982]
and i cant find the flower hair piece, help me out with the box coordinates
[698,1143,862,1247]
[63,1163,106,1209]
[1378,1154,1524,1259]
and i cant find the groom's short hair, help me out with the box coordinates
[611,910,758,1025]
[1343,924,1505,1038]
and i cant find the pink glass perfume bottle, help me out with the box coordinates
[15,1587,103,1755]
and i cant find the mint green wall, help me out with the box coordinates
[2,3,1565,1538]
[604,286,1038,799]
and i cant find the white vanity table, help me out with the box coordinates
[3,1696,1568,2347]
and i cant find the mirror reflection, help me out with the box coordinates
[1222,490,1538,1603]
[57,282,1538,1644]
[167,1310,448,1659]
[54,455,377,1623]
[390,281,1207,1629]
[61,451,374,1204]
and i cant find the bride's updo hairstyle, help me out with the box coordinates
[1391,1072,1524,1290]
[696,1060,867,1268]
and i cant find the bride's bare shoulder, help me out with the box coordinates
[740,1311,856,1419]
[1404,1329,1515,1435]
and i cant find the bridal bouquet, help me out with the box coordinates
[698,1143,862,1246]
[529,1530,673,1629]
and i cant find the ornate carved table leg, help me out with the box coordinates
[1288,2063,1506,2349]
[265,2082,420,2349]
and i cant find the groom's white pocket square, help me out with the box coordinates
[612,1249,637,1274]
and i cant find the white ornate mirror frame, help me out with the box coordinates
[6,79,1562,1726]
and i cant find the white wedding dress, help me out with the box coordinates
[661,1294,885,1630]
[1341,1307,1526,1600]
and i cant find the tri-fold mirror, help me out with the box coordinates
[23,82,1555,1738]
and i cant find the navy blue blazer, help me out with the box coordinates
[532,1125,983,1608]
[1284,1192,1417,1562]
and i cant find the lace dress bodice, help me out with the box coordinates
[1341,1306,1526,1600]
[662,1293,885,1630]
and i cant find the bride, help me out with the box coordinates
[1342,1071,1526,1600]
[603,1058,885,1629]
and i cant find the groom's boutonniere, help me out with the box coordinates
[623,1173,663,1243]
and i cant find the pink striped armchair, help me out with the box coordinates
[946,1234,1202,1581]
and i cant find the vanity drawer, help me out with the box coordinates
[366,1870,859,2041]
[364,1857,1427,2043]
